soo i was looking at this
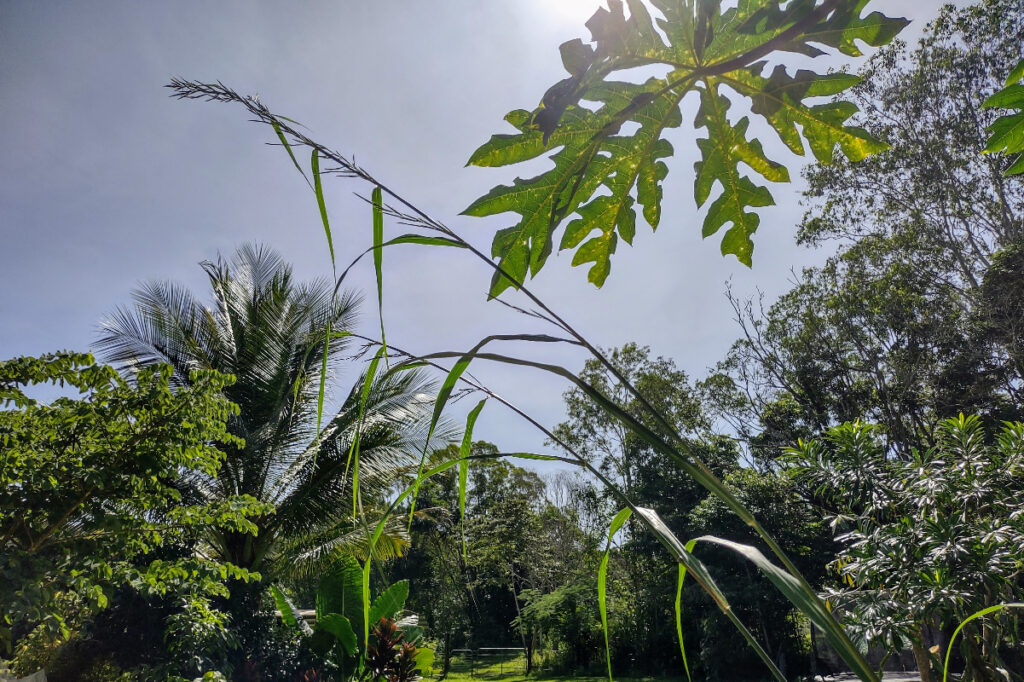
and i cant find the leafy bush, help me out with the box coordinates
[0,352,265,674]
[787,415,1024,679]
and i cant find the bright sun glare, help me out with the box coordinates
[541,0,605,23]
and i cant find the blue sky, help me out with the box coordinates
[0,1,957,465]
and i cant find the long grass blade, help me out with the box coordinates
[683,533,875,681]
[346,346,386,517]
[943,603,1024,682]
[311,148,336,452]
[460,399,487,559]
[372,186,387,363]
[271,121,309,184]
[633,509,785,682]
[675,564,691,682]
[361,558,371,651]
[382,235,467,248]
[315,317,330,445]
[405,334,576,529]
[599,508,633,682]
[312,149,335,266]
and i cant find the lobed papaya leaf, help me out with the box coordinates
[982,58,1024,175]
[466,0,907,291]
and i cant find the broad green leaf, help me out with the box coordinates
[414,647,435,675]
[1008,58,1024,86]
[466,0,904,285]
[270,584,300,632]
[316,613,358,656]
[317,556,364,637]
[694,82,785,264]
[460,400,487,558]
[598,507,633,682]
[368,580,410,625]
[983,62,1024,175]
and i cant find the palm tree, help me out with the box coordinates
[97,243,440,577]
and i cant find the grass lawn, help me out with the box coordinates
[434,655,685,682]
[443,674,684,682]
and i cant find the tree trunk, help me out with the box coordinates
[809,622,819,679]
[912,636,933,682]
[442,629,453,679]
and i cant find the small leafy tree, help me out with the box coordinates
[786,415,1024,682]
[0,352,265,673]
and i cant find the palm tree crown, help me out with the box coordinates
[98,243,440,575]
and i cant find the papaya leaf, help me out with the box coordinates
[465,0,906,292]
[693,81,785,264]
[983,58,1024,176]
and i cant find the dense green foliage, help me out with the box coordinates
[787,416,1024,680]
[0,352,265,676]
